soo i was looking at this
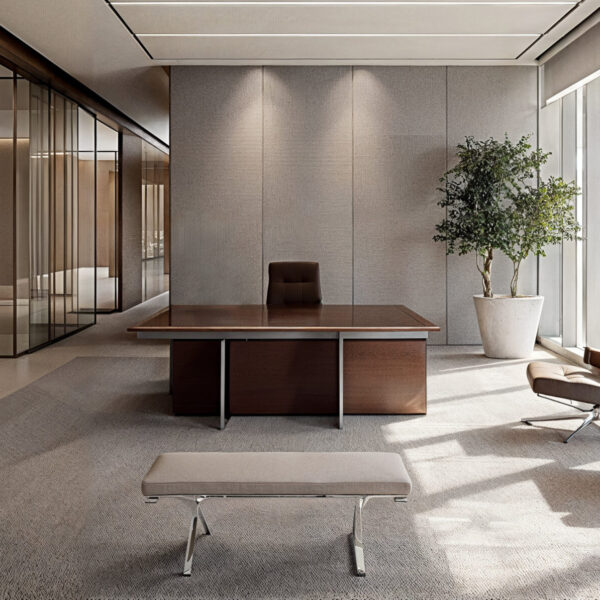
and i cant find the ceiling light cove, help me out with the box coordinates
[106,0,590,63]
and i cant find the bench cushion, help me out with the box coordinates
[142,452,411,497]
[527,361,600,405]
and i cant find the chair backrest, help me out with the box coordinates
[266,262,322,305]
[584,347,600,369]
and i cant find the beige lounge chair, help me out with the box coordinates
[522,347,600,443]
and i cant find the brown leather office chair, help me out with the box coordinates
[266,262,322,305]
[522,346,600,443]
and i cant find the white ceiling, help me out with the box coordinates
[0,0,598,138]
[0,0,169,143]
[108,0,600,64]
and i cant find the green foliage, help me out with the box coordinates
[505,177,580,296]
[433,134,580,298]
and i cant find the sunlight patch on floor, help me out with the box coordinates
[408,456,555,496]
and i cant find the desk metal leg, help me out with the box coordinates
[220,339,226,430]
[338,333,344,430]
[169,340,173,394]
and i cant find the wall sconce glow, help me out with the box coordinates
[546,68,600,104]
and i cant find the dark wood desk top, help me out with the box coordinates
[129,305,440,333]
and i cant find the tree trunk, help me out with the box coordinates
[510,262,520,297]
[482,248,493,297]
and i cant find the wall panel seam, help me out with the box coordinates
[262,66,265,304]
[445,66,449,345]
[11,74,17,356]
[535,67,542,296]
[351,65,355,306]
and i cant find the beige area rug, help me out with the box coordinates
[0,347,599,599]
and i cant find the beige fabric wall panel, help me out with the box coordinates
[120,132,143,311]
[446,67,538,344]
[169,66,539,342]
[262,67,353,304]
[170,67,263,305]
[353,67,447,344]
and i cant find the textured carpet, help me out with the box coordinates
[0,348,599,599]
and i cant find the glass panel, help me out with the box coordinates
[29,83,51,349]
[51,92,66,339]
[560,92,578,348]
[77,108,96,322]
[0,76,14,355]
[15,77,30,353]
[539,82,598,353]
[586,77,600,348]
[575,88,585,348]
[142,140,169,301]
[0,75,97,354]
[96,121,119,311]
[538,101,562,341]
[64,99,78,333]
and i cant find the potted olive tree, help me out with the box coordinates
[434,134,579,358]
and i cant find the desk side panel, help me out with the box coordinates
[344,339,427,414]
[172,340,221,415]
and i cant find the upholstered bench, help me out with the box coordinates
[142,451,412,576]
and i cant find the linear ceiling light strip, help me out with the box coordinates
[111,2,576,5]
[138,32,540,36]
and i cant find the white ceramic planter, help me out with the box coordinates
[473,295,544,359]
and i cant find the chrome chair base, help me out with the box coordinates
[522,399,600,443]
[145,493,407,577]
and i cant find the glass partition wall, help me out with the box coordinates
[0,66,96,356]
[142,140,169,301]
[96,122,119,311]
[0,67,14,354]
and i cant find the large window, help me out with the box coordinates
[539,76,600,351]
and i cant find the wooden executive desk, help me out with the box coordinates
[129,305,439,429]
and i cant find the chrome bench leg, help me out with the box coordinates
[351,497,366,576]
[183,498,210,576]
